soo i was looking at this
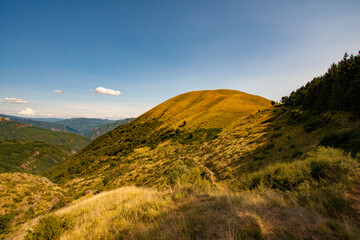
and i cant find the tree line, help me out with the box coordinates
[281,51,360,114]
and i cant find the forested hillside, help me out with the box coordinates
[0,118,91,151]
[282,52,360,114]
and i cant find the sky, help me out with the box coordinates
[0,0,359,119]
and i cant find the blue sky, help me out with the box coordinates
[1,1,359,119]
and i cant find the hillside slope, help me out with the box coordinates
[0,118,91,151]
[140,89,272,129]
[46,89,272,183]
[21,148,360,240]
[0,173,65,239]
[47,75,360,192]
[0,140,73,174]
[56,118,115,136]
[0,117,91,174]
[84,118,134,139]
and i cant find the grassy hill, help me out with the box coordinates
[140,89,272,129]
[45,89,273,183]
[45,84,360,190]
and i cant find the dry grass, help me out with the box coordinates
[141,89,272,129]
[22,178,360,240]
[0,173,64,239]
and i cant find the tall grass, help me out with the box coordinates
[22,147,360,239]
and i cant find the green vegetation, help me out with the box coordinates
[25,215,72,240]
[4,54,360,239]
[85,118,134,139]
[22,148,360,239]
[0,140,72,174]
[0,114,78,134]
[0,173,65,239]
[0,119,91,151]
[320,130,360,156]
[237,147,356,191]
[282,52,360,114]
[0,114,131,138]
[0,119,91,174]
[56,118,116,136]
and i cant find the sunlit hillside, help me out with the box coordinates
[45,89,273,185]
[140,89,272,129]
[18,148,360,239]
[0,173,65,239]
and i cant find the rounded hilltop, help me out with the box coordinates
[140,89,273,129]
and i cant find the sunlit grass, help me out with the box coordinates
[22,148,360,239]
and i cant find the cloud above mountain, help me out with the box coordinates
[54,90,63,94]
[18,108,35,116]
[3,97,29,104]
[94,87,121,96]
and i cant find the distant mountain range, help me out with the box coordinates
[0,114,134,139]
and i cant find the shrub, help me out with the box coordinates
[25,215,72,240]
[0,213,14,234]
[167,161,191,185]
[238,147,357,191]
[167,161,211,187]
[320,130,360,156]
[304,117,329,133]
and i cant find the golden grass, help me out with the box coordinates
[21,177,360,240]
[141,89,272,129]
[55,186,170,240]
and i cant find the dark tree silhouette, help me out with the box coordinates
[281,51,360,115]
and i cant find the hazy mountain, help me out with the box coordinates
[0,117,91,151]
[55,118,116,135]
[27,117,65,122]
[85,118,134,139]
[0,114,131,138]
[0,114,78,133]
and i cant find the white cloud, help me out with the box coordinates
[54,90,63,94]
[94,87,121,96]
[18,108,35,116]
[3,97,29,104]
[88,89,93,92]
